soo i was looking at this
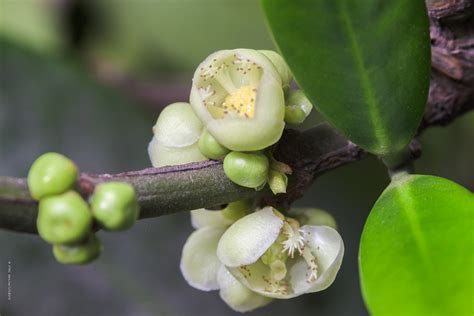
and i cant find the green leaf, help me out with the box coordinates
[359,175,474,315]
[261,0,431,156]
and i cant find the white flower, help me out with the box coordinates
[217,207,344,299]
[180,202,272,312]
[189,49,286,151]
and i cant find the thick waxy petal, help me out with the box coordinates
[154,102,203,147]
[217,265,272,312]
[148,102,207,167]
[148,136,206,167]
[217,207,284,267]
[291,225,344,294]
[180,226,226,291]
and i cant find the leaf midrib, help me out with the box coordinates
[395,184,433,272]
[337,1,389,151]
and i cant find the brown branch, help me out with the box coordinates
[0,0,473,234]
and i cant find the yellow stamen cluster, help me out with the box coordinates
[222,85,257,119]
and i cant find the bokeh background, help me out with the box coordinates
[1,1,472,315]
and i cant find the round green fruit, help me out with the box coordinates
[223,152,269,189]
[90,182,140,231]
[37,191,92,244]
[198,129,230,160]
[53,234,102,265]
[27,152,78,200]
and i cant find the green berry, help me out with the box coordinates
[27,152,78,200]
[37,191,92,244]
[53,234,102,265]
[223,152,269,189]
[90,182,139,231]
[198,129,230,160]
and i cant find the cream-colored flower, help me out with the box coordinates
[180,202,272,312]
[217,207,344,299]
[190,49,286,151]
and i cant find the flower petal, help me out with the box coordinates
[153,102,203,148]
[217,265,272,312]
[217,207,284,267]
[290,225,344,294]
[148,136,206,167]
[180,226,226,291]
[190,209,234,229]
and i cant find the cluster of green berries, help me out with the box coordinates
[148,49,314,193]
[28,153,140,265]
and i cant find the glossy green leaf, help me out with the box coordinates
[360,175,474,315]
[261,0,431,156]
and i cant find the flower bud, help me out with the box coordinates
[284,90,313,124]
[37,191,92,244]
[198,129,230,160]
[223,151,269,189]
[52,234,102,265]
[90,182,140,231]
[268,170,288,195]
[148,102,206,167]
[27,152,78,200]
[190,49,285,151]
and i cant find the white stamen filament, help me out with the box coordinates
[281,222,305,258]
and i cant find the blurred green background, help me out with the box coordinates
[0,1,472,315]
